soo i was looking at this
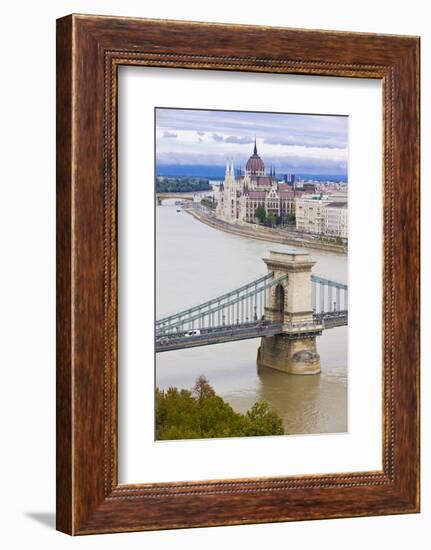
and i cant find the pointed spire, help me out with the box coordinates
[253,136,257,155]
[225,159,230,177]
[231,159,235,176]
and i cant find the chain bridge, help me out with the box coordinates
[156,248,347,375]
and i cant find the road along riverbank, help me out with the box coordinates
[183,204,347,255]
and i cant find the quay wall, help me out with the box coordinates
[183,205,347,255]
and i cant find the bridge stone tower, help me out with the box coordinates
[257,248,322,375]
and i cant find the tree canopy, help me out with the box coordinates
[156,375,284,440]
[266,211,276,227]
[156,176,211,193]
[254,206,282,227]
[255,205,266,224]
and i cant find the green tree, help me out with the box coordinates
[255,205,266,224]
[286,213,296,225]
[155,377,285,440]
[244,401,284,436]
[266,212,276,227]
[201,196,217,209]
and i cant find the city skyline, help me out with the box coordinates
[156,108,348,176]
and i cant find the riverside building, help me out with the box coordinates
[295,195,331,234]
[324,202,348,239]
[295,194,348,239]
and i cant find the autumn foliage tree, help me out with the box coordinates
[156,376,284,440]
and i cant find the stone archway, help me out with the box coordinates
[273,283,285,323]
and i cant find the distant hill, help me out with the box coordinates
[156,176,211,193]
[157,164,226,179]
[156,164,347,182]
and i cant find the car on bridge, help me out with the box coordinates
[185,329,201,337]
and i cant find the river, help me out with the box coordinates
[156,200,347,435]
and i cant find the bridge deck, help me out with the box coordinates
[314,311,348,329]
[155,311,347,352]
[156,323,283,352]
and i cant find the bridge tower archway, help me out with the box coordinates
[272,283,285,323]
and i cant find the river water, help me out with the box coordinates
[156,201,348,435]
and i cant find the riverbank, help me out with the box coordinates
[183,204,348,255]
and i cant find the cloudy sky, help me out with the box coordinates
[155,108,348,175]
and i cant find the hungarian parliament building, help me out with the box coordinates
[216,140,316,225]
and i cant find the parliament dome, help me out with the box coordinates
[245,139,265,176]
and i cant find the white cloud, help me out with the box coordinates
[155,108,348,174]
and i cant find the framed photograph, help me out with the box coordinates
[56,14,420,534]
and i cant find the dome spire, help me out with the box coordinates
[245,136,265,176]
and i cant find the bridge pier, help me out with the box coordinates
[257,335,320,374]
[257,248,322,375]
